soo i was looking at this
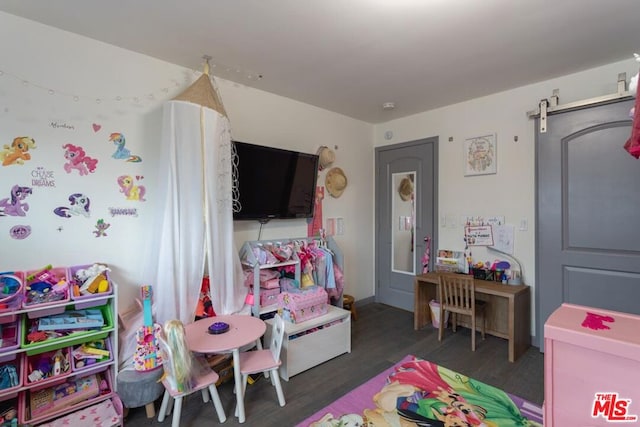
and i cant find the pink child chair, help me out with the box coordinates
[237,313,286,414]
[157,320,226,427]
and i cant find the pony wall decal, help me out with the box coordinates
[1,136,37,166]
[118,175,146,201]
[62,143,98,176]
[108,132,142,162]
[53,193,91,218]
[0,185,33,216]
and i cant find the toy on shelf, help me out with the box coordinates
[133,285,162,371]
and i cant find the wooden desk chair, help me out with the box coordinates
[438,273,486,351]
[236,313,286,415]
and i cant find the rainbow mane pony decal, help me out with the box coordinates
[108,132,142,163]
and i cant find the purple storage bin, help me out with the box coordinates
[23,267,70,319]
[0,321,20,361]
[0,272,24,324]
[69,264,112,309]
[71,337,112,378]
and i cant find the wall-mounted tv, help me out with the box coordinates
[233,141,319,221]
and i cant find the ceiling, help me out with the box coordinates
[1,0,639,123]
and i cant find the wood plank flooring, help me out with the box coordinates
[123,302,543,426]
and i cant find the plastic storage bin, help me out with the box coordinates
[68,264,112,309]
[22,347,72,387]
[71,337,112,378]
[23,266,70,318]
[0,353,22,398]
[0,321,21,357]
[0,272,24,324]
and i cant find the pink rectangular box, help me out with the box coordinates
[544,303,640,426]
[278,286,328,324]
[259,287,281,306]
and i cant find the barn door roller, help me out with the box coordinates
[528,73,632,133]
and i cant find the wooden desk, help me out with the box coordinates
[414,272,531,362]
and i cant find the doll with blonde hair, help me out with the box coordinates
[159,319,210,393]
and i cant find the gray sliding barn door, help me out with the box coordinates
[536,98,640,349]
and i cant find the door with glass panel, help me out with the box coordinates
[375,137,438,311]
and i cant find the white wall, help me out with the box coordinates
[375,58,638,333]
[0,12,374,309]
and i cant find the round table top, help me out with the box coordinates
[185,314,266,354]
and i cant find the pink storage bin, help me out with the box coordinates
[0,272,24,324]
[20,370,112,425]
[0,353,22,398]
[37,395,123,427]
[68,264,112,309]
[23,266,70,319]
[71,337,112,378]
[0,395,20,426]
[259,287,281,307]
[22,347,72,387]
[0,320,20,358]
[544,303,640,426]
[278,285,328,324]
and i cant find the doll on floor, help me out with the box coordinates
[159,319,212,394]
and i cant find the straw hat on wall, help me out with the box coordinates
[398,176,414,201]
[316,146,336,171]
[325,167,347,198]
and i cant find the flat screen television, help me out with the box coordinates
[233,141,319,221]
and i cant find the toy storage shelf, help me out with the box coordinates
[0,284,120,426]
[264,305,351,381]
[239,236,344,317]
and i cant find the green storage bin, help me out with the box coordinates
[21,303,114,356]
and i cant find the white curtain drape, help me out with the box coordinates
[147,87,245,325]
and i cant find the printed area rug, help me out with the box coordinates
[297,355,543,426]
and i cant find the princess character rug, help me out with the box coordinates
[297,355,543,426]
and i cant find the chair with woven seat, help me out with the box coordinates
[438,273,486,351]
[157,320,226,427]
[237,313,286,414]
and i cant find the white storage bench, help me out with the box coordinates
[265,305,351,381]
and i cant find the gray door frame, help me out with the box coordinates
[375,137,438,311]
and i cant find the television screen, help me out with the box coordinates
[233,141,319,221]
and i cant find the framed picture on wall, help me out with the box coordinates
[464,133,497,176]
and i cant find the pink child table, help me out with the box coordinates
[185,314,266,424]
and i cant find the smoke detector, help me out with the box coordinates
[382,102,395,110]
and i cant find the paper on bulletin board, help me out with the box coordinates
[464,225,494,246]
[490,224,514,254]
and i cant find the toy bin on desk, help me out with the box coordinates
[68,264,112,309]
[23,267,70,319]
[0,273,24,324]
[277,286,328,324]
[71,336,113,378]
[544,303,640,427]
[21,305,113,355]
[0,353,22,398]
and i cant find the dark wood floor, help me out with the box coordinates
[124,302,544,426]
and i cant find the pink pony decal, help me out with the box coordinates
[582,312,615,330]
[62,144,98,176]
[118,175,146,201]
